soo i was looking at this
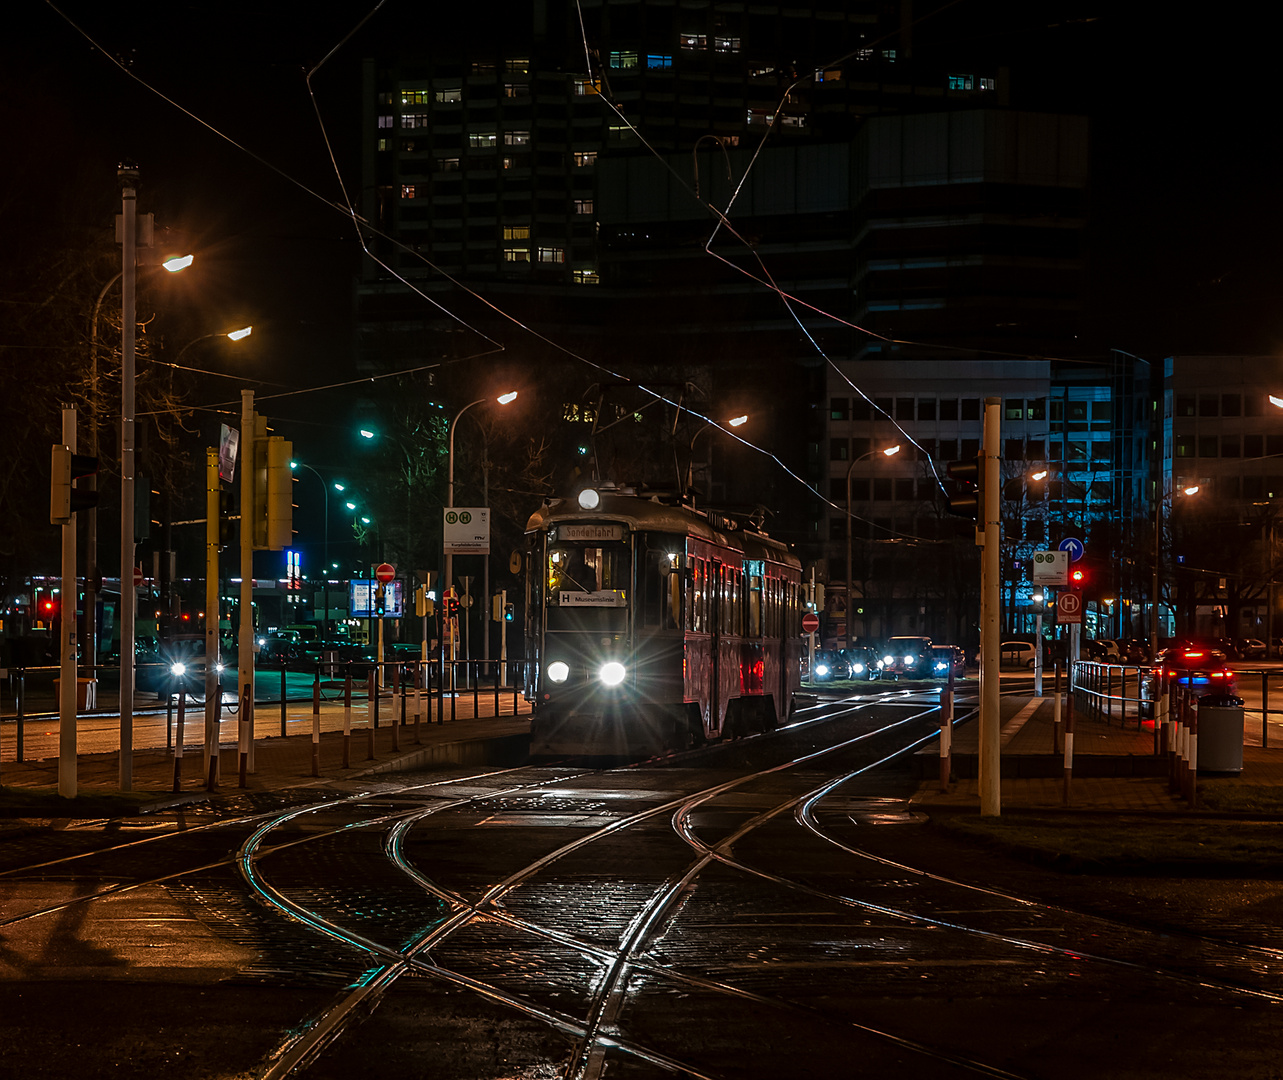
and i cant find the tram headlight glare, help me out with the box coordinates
[171,662,186,677]
[883,654,894,666]
[547,661,570,683]
[904,654,915,666]
[599,661,626,686]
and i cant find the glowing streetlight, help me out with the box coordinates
[162,254,194,272]
[226,325,252,341]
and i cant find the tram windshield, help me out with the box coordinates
[546,540,630,630]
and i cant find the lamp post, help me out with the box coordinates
[1153,482,1201,655]
[446,392,517,664]
[844,444,901,647]
[84,253,192,686]
[685,414,748,498]
[290,461,330,634]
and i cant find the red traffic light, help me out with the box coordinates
[1070,568,1086,588]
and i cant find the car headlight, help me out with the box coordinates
[883,654,894,666]
[170,662,186,677]
[852,662,865,674]
[815,663,830,677]
[599,661,626,686]
[904,655,916,666]
[935,661,946,671]
[547,660,570,683]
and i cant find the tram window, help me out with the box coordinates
[547,543,628,601]
[747,568,763,638]
[692,558,705,633]
[643,551,681,629]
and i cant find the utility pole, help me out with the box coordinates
[118,165,138,791]
[979,397,1001,817]
[204,449,220,785]
[239,390,256,772]
[58,407,78,799]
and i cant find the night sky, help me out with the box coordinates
[4,1,1281,454]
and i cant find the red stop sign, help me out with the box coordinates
[801,611,820,634]
[374,562,396,583]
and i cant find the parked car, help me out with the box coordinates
[999,641,1038,669]
[1083,638,1121,661]
[1140,645,1237,718]
[810,649,852,682]
[931,645,967,679]
[843,646,884,681]
[881,636,933,678]
[1235,638,1267,661]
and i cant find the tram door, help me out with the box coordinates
[709,558,722,734]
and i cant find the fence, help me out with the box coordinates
[1,657,531,765]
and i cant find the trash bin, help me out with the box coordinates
[1197,694,1244,774]
[53,677,98,711]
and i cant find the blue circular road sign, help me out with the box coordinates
[1058,537,1085,562]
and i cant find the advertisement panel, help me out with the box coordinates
[350,579,404,618]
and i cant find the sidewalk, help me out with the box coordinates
[0,689,532,804]
[910,691,1283,813]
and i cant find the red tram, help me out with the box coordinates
[524,485,803,757]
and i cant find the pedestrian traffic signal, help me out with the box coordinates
[50,445,98,524]
[504,602,514,622]
[946,457,983,519]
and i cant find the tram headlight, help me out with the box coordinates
[599,661,626,686]
[170,662,186,677]
[883,654,894,667]
[903,654,916,667]
[577,488,601,510]
[547,660,570,683]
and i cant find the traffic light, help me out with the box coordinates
[252,424,294,551]
[1069,567,1086,590]
[50,445,98,525]
[218,488,237,549]
[375,582,386,616]
[446,595,460,618]
[946,457,982,519]
[504,602,514,622]
[416,584,429,617]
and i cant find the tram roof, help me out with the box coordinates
[526,492,798,568]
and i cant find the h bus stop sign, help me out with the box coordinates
[801,612,820,635]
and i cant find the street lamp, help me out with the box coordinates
[685,414,749,497]
[172,325,253,367]
[290,461,331,634]
[446,391,518,663]
[1152,481,1202,656]
[844,444,901,646]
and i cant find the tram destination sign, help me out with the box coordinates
[558,524,624,542]
[443,507,490,554]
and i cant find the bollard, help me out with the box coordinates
[280,666,288,738]
[413,661,422,744]
[173,687,186,793]
[391,664,401,753]
[1062,686,1075,806]
[1188,697,1199,808]
[343,670,353,768]
[1052,663,1062,755]
[494,660,501,717]
[1106,666,1114,724]
[207,675,222,792]
[311,671,321,778]
[166,688,174,750]
[238,682,252,788]
[15,670,25,763]
[939,667,953,792]
[1264,672,1271,749]
[367,670,376,760]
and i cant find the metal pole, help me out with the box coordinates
[204,449,220,785]
[1034,611,1043,696]
[58,406,78,799]
[239,390,256,772]
[118,166,138,790]
[84,273,119,685]
[979,397,1002,817]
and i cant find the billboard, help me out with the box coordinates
[349,578,404,618]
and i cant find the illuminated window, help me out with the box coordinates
[680,33,707,50]
[856,48,873,61]
[647,54,672,69]
[402,113,429,129]
[573,78,601,96]
[608,124,635,140]
[779,114,805,128]
[507,58,529,74]
[504,83,525,98]
[814,67,842,82]
[537,247,565,263]
[503,226,530,240]
[377,115,394,129]
[574,199,593,215]
[572,269,599,285]
[882,49,897,61]
[401,90,430,105]
[471,61,495,74]
[980,77,996,90]
[504,130,530,146]
[468,132,498,148]
[747,108,771,126]
[503,247,530,262]
[436,157,460,171]
[502,156,516,169]
[377,138,389,151]
[714,36,740,53]
[436,87,462,103]
[401,184,418,199]
[574,150,597,167]
[948,74,974,91]
[609,50,638,69]
[750,64,775,78]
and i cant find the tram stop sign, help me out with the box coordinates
[374,562,396,583]
[801,611,820,635]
